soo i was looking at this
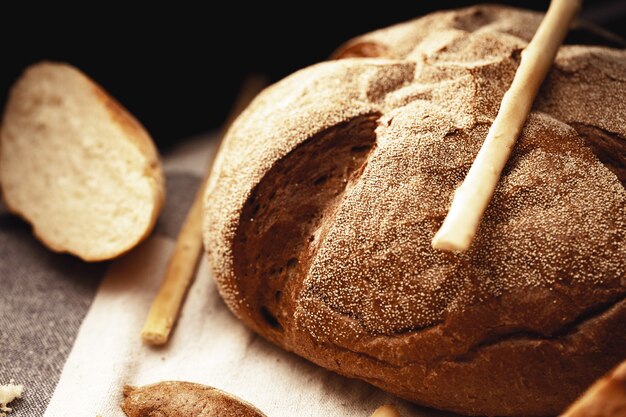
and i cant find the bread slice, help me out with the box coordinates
[0,62,164,261]
[122,382,267,417]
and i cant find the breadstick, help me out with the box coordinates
[559,360,626,417]
[432,0,581,252]
[141,75,267,345]
[371,404,401,417]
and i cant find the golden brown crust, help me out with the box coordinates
[121,381,266,417]
[87,71,165,260]
[203,5,626,416]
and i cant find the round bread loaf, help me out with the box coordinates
[203,5,626,416]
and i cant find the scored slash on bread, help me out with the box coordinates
[0,62,164,261]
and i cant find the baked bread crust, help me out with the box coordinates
[203,6,626,416]
[122,382,266,417]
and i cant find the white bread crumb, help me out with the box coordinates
[0,382,24,416]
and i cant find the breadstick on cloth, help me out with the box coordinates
[559,360,626,417]
[432,0,582,252]
[141,75,267,345]
[371,404,401,417]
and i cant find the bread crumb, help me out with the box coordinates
[0,382,24,417]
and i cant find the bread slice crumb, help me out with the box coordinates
[0,382,24,416]
[0,61,165,261]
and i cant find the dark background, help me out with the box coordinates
[2,1,625,149]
